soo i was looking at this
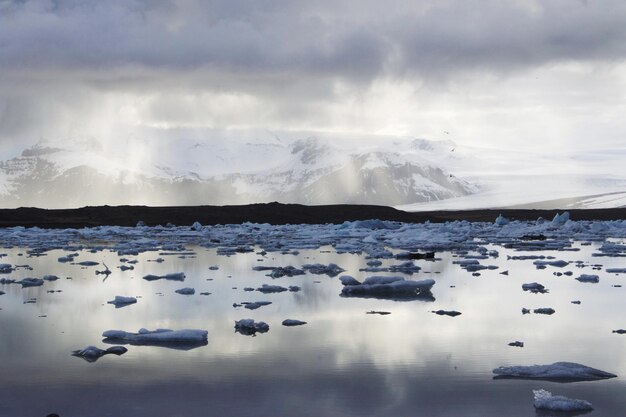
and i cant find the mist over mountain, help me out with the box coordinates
[0,133,476,208]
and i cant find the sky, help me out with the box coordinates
[1,0,626,156]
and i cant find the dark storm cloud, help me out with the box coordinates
[2,0,626,82]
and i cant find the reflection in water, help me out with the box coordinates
[1,243,626,416]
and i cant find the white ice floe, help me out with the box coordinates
[143,272,186,281]
[282,319,307,326]
[493,362,616,380]
[71,345,128,363]
[576,274,599,283]
[102,328,208,343]
[533,389,593,412]
[20,278,44,287]
[235,319,270,335]
[522,282,547,293]
[175,287,195,295]
[340,276,435,299]
[495,214,509,226]
[257,284,288,293]
[107,296,137,307]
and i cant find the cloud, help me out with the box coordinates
[1,0,626,151]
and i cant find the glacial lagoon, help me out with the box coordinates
[2,218,626,416]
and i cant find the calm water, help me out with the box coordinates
[1,241,626,416]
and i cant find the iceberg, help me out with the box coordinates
[257,284,288,293]
[432,309,461,317]
[522,282,548,293]
[576,274,599,283]
[235,319,270,336]
[493,362,616,381]
[71,345,128,363]
[107,296,137,307]
[102,328,208,350]
[340,276,435,301]
[175,287,195,295]
[495,214,509,226]
[533,389,593,412]
[143,272,186,281]
[20,278,44,287]
[282,319,307,326]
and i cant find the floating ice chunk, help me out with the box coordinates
[235,319,269,335]
[175,287,195,295]
[533,260,569,268]
[282,319,307,326]
[143,272,186,281]
[71,345,128,363]
[522,282,548,293]
[107,296,137,307]
[576,274,599,283]
[606,268,626,274]
[191,221,202,231]
[495,214,509,226]
[533,389,593,411]
[551,212,570,226]
[76,261,99,266]
[493,362,616,381]
[102,328,208,345]
[20,278,44,287]
[242,301,272,310]
[43,275,59,281]
[432,310,461,317]
[612,329,626,334]
[395,251,435,260]
[302,263,345,277]
[0,263,13,273]
[288,285,301,292]
[340,276,435,300]
[508,341,524,347]
[257,284,288,293]
[118,265,134,271]
[534,308,555,315]
[339,275,361,286]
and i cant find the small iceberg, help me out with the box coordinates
[493,362,616,381]
[107,296,137,308]
[534,308,556,315]
[533,389,593,412]
[576,274,599,283]
[432,309,461,317]
[235,319,270,336]
[143,272,186,281]
[257,284,288,293]
[20,278,44,288]
[340,276,435,301]
[175,287,195,295]
[522,282,548,293]
[71,345,128,363]
[102,328,208,350]
[242,301,272,310]
[282,319,307,326]
[495,214,509,226]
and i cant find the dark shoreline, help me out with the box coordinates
[0,202,625,228]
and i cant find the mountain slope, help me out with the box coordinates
[0,135,476,208]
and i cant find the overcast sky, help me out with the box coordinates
[1,0,626,155]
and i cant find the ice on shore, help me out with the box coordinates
[495,214,509,226]
[340,276,435,300]
[235,319,270,335]
[282,319,307,326]
[493,362,616,381]
[102,328,208,346]
[533,389,593,412]
[175,287,195,295]
[143,272,186,281]
[71,345,128,363]
[107,296,137,307]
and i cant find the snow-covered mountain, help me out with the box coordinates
[0,134,476,208]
